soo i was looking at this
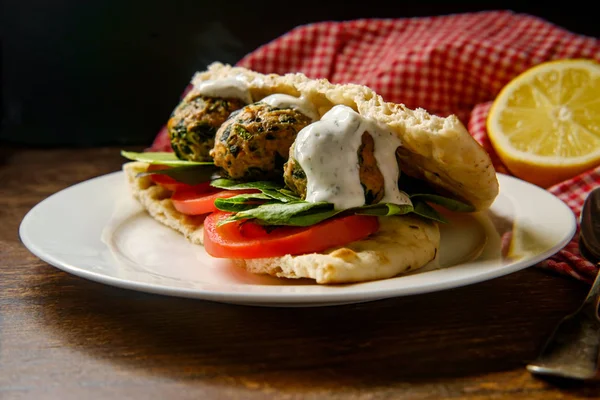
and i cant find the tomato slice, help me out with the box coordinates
[171,188,260,216]
[146,164,211,192]
[204,211,379,259]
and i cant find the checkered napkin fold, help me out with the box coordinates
[151,10,600,283]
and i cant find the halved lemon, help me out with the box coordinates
[487,59,600,188]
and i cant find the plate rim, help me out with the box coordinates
[19,171,577,305]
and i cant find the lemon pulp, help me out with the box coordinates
[487,59,600,187]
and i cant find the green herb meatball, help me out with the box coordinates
[210,102,313,180]
[167,92,246,162]
[284,132,385,204]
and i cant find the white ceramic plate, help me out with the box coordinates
[20,172,576,307]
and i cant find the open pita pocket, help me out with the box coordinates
[122,62,497,284]
[193,62,499,210]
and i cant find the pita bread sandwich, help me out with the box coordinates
[122,62,499,284]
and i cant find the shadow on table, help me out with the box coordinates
[33,265,596,393]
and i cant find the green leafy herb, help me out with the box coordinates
[284,209,344,226]
[217,193,272,203]
[354,203,414,217]
[211,179,298,203]
[210,178,283,191]
[218,201,334,226]
[213,186,421,226]
[279,188,302,199]
[214,193,273,212]
[177,170,475,227]
[209,176,472,226]
[121,151,214,166]
[235,125,253,140]
[137,164,219,185]
[260,189,298,203]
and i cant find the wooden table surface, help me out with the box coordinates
[1,145,599,400]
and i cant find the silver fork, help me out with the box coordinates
[526,187,600,381]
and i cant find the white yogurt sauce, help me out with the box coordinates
[193,77,253,104]
[260,94,320,121]
[293,104,410,209]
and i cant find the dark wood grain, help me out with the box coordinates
[1,145,599,400]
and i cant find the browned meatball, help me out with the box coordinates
[168,91,246,161]
[210,102,313,180]
[284,132,385,204]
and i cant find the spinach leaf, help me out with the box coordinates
[279,188,302,200]
[219,201,333,226]
[216,195,419,227]
[208,175,474,226]
[137,164,219,185]
[261,189,298,203]
[210,178,283,191]
[285,209,343,226]
[205,172,475,227]
[211,179,299,203]
[354,203,414,217]
[216,193,272,203]
[214,193,273,212]
[121,151,214,166]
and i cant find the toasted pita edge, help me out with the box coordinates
[122,161,206,245]
[235,215,440,284]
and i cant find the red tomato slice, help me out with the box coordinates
[203,211,379,259]
[146,164,211,192]
[171,188,260,216]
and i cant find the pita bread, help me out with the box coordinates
[192,62,499,210]
[123,161,439,284]
[123,162,206,245]
[121,62,497,284]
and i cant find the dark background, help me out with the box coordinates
[2,1,599,147]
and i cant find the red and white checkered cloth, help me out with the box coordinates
[151,10,600,283]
